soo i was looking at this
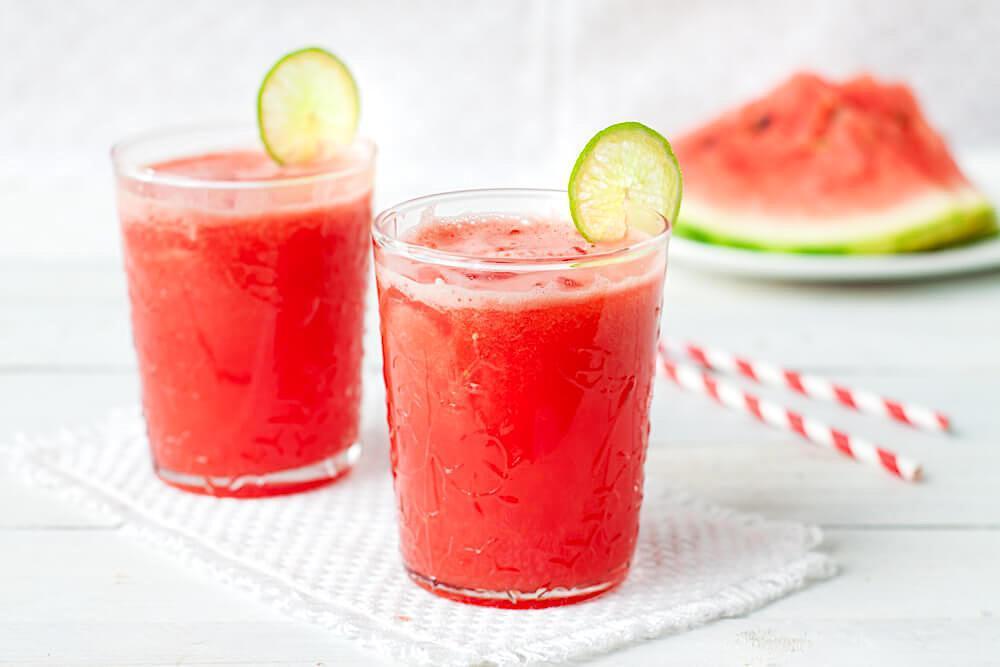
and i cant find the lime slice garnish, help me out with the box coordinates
[568,121,682,242]
[257,47,360,165]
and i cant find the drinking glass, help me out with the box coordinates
[112,125,375,497]
[373,189,669,606]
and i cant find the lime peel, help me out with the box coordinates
[568,121,682,242]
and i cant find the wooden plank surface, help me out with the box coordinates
[1,526,997,666]
[1,259,998,665]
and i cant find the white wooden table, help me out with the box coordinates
[2,259,998,666]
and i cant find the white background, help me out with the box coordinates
[2,0,999,258]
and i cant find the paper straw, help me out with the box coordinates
[661,338,950,432]
[657,348,923,482]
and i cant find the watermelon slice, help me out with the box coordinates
[673,73,997,254]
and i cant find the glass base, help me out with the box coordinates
[405,567,625,609]
[154,442,361,498]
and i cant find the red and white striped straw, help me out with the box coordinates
[661,337,950,433]
[657,347,923,482]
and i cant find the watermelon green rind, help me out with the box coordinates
[675,196,997,255]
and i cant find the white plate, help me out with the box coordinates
[669,152,1000,283]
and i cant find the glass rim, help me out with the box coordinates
[110,122,376,190]
[372,188,671,272]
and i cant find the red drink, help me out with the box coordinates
[373,190,668,607]
[113,127,375,497]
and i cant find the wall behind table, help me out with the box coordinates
[2,0,997,258]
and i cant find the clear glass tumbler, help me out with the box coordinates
[112,125,375,497]
[373,189,669,607]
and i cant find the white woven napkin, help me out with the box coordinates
[8,394,835,666]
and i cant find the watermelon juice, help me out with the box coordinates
[373,190,669,607]
[112,127,375,497]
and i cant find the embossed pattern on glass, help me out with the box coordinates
[113,126,375,497]
[373,190,669,607]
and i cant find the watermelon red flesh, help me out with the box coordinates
[673,73,996,253]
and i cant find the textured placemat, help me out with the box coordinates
[6,398,835,666]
